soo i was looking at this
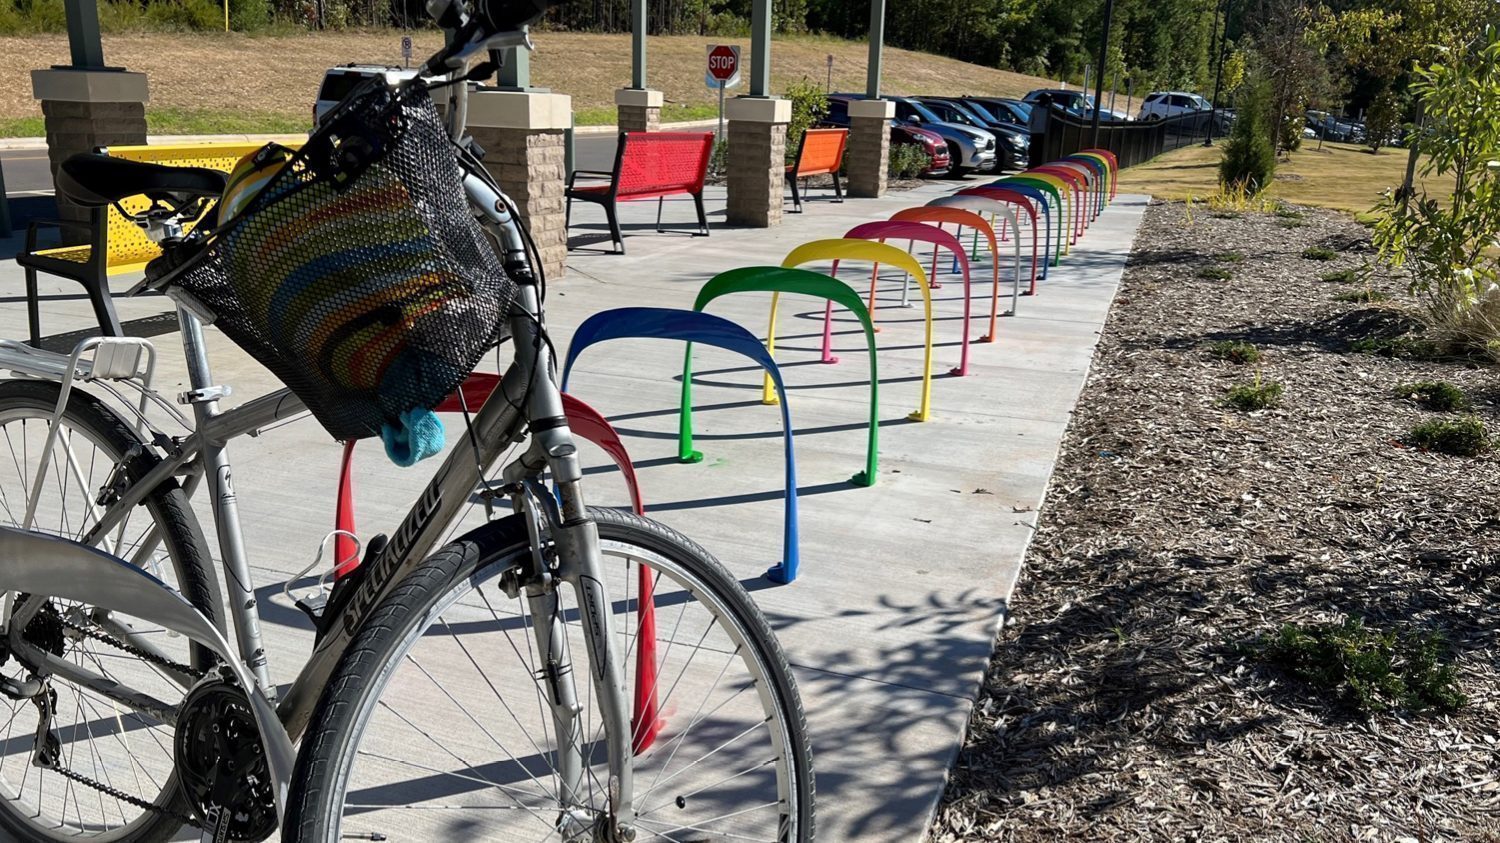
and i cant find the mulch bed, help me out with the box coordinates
[930,201,1500,841]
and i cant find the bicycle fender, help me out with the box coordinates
[0,526,296,824]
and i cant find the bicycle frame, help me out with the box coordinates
[0,106,637,835]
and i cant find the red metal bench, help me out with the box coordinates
[785,127,848,212]
[565,131,713,254]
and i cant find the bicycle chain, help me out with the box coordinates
[30,613,207,828]
[48,760,201,828]
[57,612,207,681]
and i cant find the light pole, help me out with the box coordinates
[1205,0,1233,145]
[1090,0,1117,148]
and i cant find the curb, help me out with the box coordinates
[574,118,719,136]
[1,118,721,150]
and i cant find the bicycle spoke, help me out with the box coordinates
[368,703,558,833]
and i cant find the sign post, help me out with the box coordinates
[825,54,833,91]
[705,45,742,144]
[401,35,413,69]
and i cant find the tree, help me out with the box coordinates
[1219,71,1277,193]
[1310,0,1496,152]
[1242,0,1326,154]
[1373,26,1500,357]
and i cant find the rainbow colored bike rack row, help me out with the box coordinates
[333,148,1119,589]
[328,149,1118,757]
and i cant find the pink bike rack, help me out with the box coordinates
[332,379,664,754]
[825,220,978,375]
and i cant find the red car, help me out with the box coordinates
[893,122,951,176]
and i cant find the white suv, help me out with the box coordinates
[1138,91,1212,121]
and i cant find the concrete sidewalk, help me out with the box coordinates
[1,178,1146,840]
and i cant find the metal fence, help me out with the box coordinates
[1036,108,1221,168]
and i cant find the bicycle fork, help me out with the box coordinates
[514,492,637,842]
[503,295,636,841]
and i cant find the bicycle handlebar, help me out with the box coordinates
[417,0,563,77]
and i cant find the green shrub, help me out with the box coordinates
[1219,74,1277,194]
[229,0,270,30]
[1214,251,1245,263]
[1260,617,1466,715]
[710,138,728,177]
[1275,206,1304,220]
[888,143,931,179]
[1408,416,1490,456]
[1198,266,1232,281]
[1302,246,1337,261]
[1373,26,1500,362]
[1226,377,1284,410]
[145,0,224,30]
[1277,218,1306,229]
[1394,380,1469,411]
[1320,268,1358,283]
[783,78,827,165]
[1350,335,1439,358]
[0,0,67,32]
[98,0,149,30]
[1335,289,1389,303]
[1209,340,1261,363]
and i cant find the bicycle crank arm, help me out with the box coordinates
[0,526,296,824]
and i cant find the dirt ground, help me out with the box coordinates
[931,202,1500,841]
[0,30,1055,123]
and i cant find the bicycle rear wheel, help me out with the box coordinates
[0,379,219,842]
[287,507,814,841]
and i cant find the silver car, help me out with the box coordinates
[886,96,997,176]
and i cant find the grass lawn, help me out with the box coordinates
[0,30,1055,136]
[1117,140,1450,216]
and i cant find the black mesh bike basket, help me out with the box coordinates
[158,82,516,442]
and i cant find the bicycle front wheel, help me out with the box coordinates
[287,507,814,841]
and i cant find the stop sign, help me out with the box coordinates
[707,45,740,83]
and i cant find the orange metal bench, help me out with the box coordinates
[784,127,847,212]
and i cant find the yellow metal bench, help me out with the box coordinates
[16,142,277,347]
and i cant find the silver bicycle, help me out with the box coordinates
[0,2,813,840]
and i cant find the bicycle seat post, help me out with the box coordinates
[177,307,274,696]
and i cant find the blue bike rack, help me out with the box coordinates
[561,307,803,584]
[985,181,1055,277]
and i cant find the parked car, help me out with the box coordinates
[914,97,1029,170]
[314,64,419,127]
[823,95,951,176]
[1306,110,1365,144]
[961,97,1031,129]
[1024,88,1089,115]
[1023,88,1130,122]
[838,94,996,176]
[1138,91,1211,120]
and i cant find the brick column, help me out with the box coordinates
[725,96,790,228]
[467,91,572,281]
[848,98,894,198]
[32,69,148,229]
[615,88,662,133]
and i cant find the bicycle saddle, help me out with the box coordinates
[57,152,227,208]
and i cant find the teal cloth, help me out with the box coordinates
[381,408,444,466]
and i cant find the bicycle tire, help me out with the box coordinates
[287,506,815,841]
[0,379,219,843]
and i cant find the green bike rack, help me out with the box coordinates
[680,266,881,487]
